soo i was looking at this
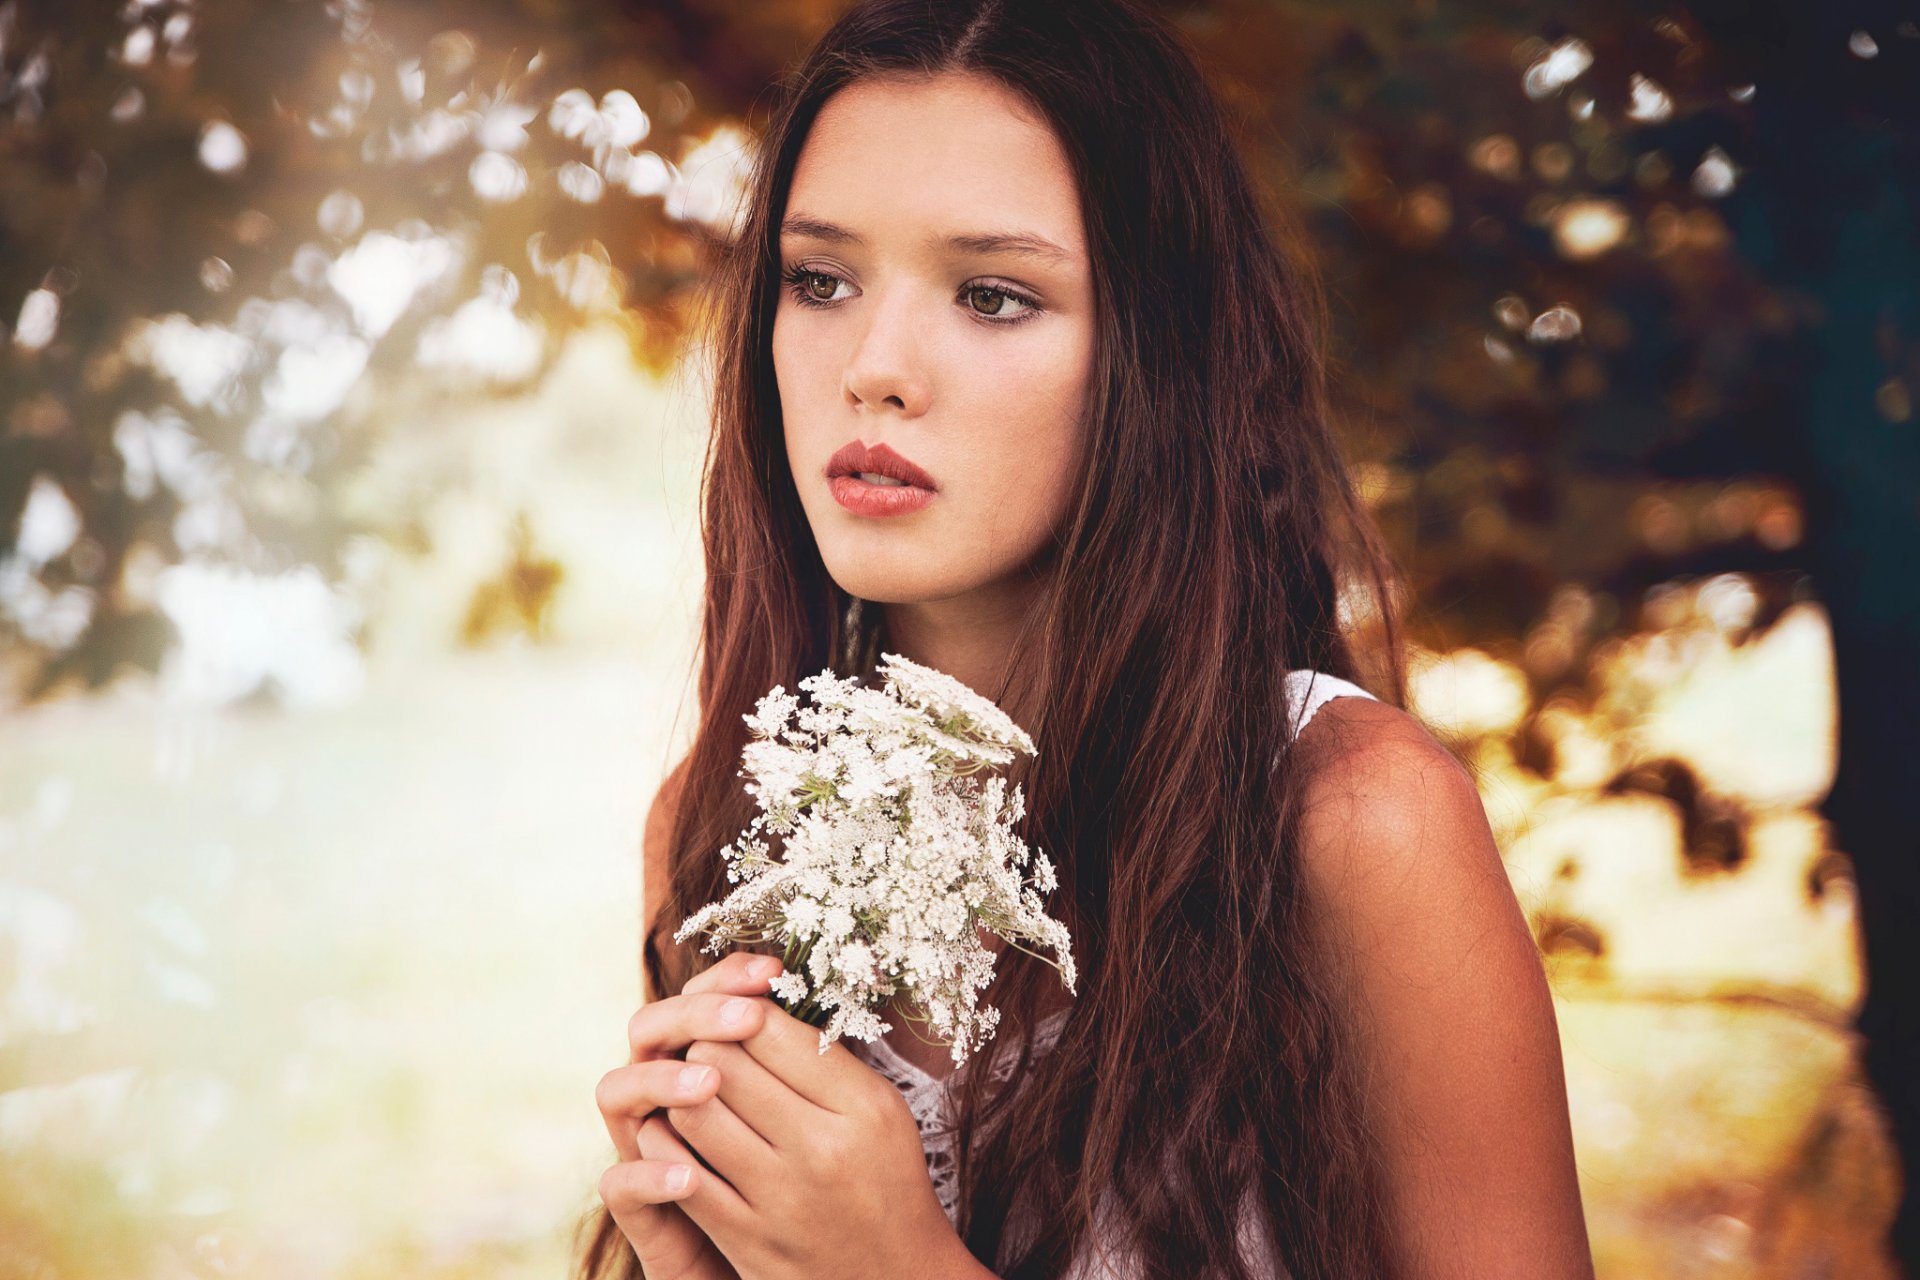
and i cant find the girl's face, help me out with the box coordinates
[773,71,1096,610]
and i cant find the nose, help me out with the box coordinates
[841,282,931,418]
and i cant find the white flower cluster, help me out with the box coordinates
[673,652,1077,1065]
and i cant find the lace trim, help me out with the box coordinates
[849,1007,1070,1225]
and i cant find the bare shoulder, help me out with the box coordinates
[1286,691,1532,1035]
[1286,693,1544,1052]
[1289,695,1500,914]
[1287,696,1596,1277]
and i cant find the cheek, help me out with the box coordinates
[772,316,834,473]
[1000,431,1081,543]
[959,358,1088,549]
[1006,336,1091,495]
[771,314,814,416]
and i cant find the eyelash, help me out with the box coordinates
[778,263,1046,327]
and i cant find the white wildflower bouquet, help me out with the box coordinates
[673,652,1077,1067]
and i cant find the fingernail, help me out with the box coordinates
[748,956,775,979]
[720,997,749,1026]
[677,1064,711,1091]
[665,1164,692,1192]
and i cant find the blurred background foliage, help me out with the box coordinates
[2,0,1916,1276]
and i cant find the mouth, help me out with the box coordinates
[824,439,938,518]
[824,440,939,491]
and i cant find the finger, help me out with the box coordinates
[598,1155,697,1210]
[662,1076,779,1196]
[682,950,785,997]
[628,990,772,1065]
[734,996,873,1112]
[597,1058,725,1162]
[687,1037,831,1150]
[640,1112,753,1232]
[595,1158,706,1278]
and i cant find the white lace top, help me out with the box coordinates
[845,669,1378,1277]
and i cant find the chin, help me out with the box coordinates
[822,562,945,606]
[817,538,963,605]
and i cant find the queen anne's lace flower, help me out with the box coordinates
[673,654,1077,1065]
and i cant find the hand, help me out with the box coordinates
[668,967,975,1280]
[596,951,787,1279]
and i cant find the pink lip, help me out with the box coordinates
[825,439,938,518]
[829,474,936,517]
[825,440,939,490]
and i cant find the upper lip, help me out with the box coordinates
[825,440,939,491]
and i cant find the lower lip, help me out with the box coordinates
[829,474,936,517]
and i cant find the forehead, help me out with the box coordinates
[787,72,1085,256]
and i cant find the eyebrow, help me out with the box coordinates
[779,213,1075,265]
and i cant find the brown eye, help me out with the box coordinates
[967,286,1014,317]
[805,272,838,302]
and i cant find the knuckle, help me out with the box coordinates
[683,1040,723,1068]
[850,1078,894,1125]
[597,1162,632,1209]
[594,1067,624,1116]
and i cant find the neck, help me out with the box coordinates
[872,573,1050,733]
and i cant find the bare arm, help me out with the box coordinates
[1293,698,1595,1279]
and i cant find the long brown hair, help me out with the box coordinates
[575,0,1410,1275]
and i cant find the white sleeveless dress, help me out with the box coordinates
[845,669,1379,1277]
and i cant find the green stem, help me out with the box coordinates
[776,935,831,1029]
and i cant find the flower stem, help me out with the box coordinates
[775,935,830,1029]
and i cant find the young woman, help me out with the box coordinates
[582,0,1594,1276]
